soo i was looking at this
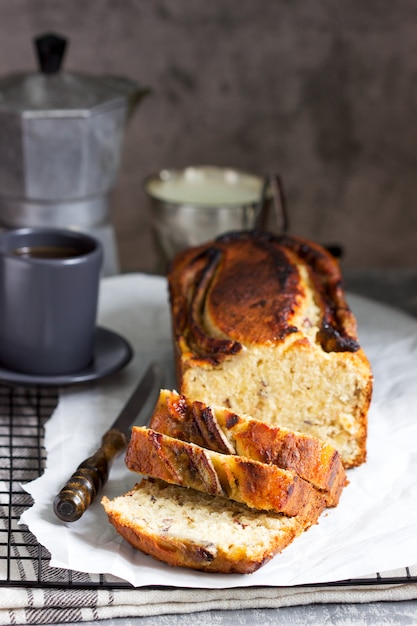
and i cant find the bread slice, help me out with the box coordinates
[168,231,373,468]
[149,389,347,506]
[102,478,324,574]
[126,426,327,518]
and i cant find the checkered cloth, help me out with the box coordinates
[2,577,417,625]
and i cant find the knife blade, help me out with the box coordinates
[53,362,160,523]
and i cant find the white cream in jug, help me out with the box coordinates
[147,167,262,206]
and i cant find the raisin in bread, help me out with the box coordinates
[149,389,347,506]
[126,426,327,518]
[167,231,373,468]
[102,478,324,574]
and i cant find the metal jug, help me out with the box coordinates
[144,166,288,272]
[0,33,150,275]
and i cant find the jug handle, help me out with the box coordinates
[255,173,289,233]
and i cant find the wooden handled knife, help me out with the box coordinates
[53,362,160,523]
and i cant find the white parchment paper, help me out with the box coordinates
[20,273,417,588]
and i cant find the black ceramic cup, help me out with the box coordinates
[0,228,103,376]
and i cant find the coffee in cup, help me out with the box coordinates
[0,227,103,376]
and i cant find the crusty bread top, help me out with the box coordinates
[126,426,327,518]
[168,231,361,363]
[149,389,347,506]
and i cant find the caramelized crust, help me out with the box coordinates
[168,230,360,363]
[149,390,347,506]
[149,388,235,454]
[126,426,327,518]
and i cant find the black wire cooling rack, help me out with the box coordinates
[0,383,416,591]
[0,383,130,589]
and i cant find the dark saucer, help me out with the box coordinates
[0,327,133,387]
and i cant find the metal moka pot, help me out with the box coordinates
[0,33,150,275]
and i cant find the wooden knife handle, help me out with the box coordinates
[53,429,127,523]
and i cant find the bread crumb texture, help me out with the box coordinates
[182,339,370,467]
[102,479,313,574]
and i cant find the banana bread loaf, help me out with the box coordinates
[102,478,324,574]
[167,231,373,468]
[149,389,347,506]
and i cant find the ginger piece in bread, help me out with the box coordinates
[149,389,347,506]
[126,426,327,518]
[167,231,373,468]
[102,478,324,574]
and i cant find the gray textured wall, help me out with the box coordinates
[0,0,416,272]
